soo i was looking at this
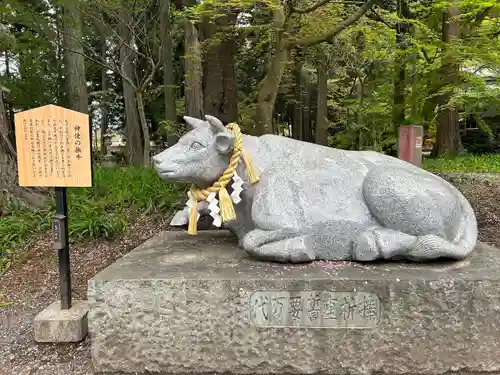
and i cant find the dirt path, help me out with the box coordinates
[0,173,499,375]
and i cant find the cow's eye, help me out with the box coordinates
[190,141,204,150]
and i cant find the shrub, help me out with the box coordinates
[424,154,500,173]
[0,166,187,274]
[461,118,496,155]
[0,209,51,274]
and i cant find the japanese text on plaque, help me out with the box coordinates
[14,104,92,188]
[249,291,381,328]
[23,118,86,180]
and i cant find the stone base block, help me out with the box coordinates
[34,300,88,343]
[88,231,500,374]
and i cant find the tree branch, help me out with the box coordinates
[420,46,440,64]
[473,5,495,27]
[83,8,150,62]
[140,56,159,92]
[366,8,393,28]
[285,0,378,48]
[490,29,500,38]
[347,76,358,97]
[104,2,151,48]
[289,0,365,14]
[420,48,432,63]
[289,0,333,14]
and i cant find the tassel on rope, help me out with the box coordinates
[188,200,199,235]
[218,186,236,222]
[242,150,260,184]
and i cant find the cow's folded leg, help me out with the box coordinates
[352,227,418,261]
[170,208,190,226]
[242,220,365,262]
[169,201,210,226]
[245,234,315,263]
[242,228,303,250]
[242,228,317,263]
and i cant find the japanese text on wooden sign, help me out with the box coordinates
[14,104,92,187]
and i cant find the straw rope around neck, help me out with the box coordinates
[187,122,259,235]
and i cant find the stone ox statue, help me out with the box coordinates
[153,115,477,263]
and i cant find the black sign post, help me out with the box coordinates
[53,187,71,310]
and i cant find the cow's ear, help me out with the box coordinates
[205,115,226,133]
[214,131,234,154]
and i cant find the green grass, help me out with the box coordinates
[424,154,500,173]
[0,166,187,274]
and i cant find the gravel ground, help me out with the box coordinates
[435,172,500,248]
[0,173,499,375]
[0,214,174,375]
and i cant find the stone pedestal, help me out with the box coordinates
[34,300,88,343]
[88,231,500,374]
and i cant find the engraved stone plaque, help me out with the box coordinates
[249,291,382,328]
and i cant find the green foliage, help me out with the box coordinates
[155,99,188,138]
[461,117,497,154]
[462,128,495,154]
[424,154,500,173]
[321,20,398,151]
[0,167,187,275]
[1,0,65,109]
[0,209,50,274]
[0,292,12,308]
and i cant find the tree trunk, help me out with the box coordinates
[0,89,16,194]
[435,99,460,156]
[392,38,406,130]
[0,89,46,214]
[356,77,365,150]
[302,84,312,143]
[315,50,329,146]
[434,2,461,157]
[119,11,143,166]
[0,106,17,214]
[99,33,108,156]
[292,59,303,140]
[255,8,287,135]
[410,52,418,119]
[4,52,14,135]
[136,92,151,167]
[122,86,143,165]
[255,46,288,135]
[392,1,410,132]
[184,17,203,118]
[161,0,177,124]
[354,30,366,150]
[409,7,418,120]
[61,1,88,114]
[54,7,65,106]
[201,14,238,124]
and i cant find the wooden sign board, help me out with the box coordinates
[14,104,92,187]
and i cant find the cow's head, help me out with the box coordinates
[153,115,235,185]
